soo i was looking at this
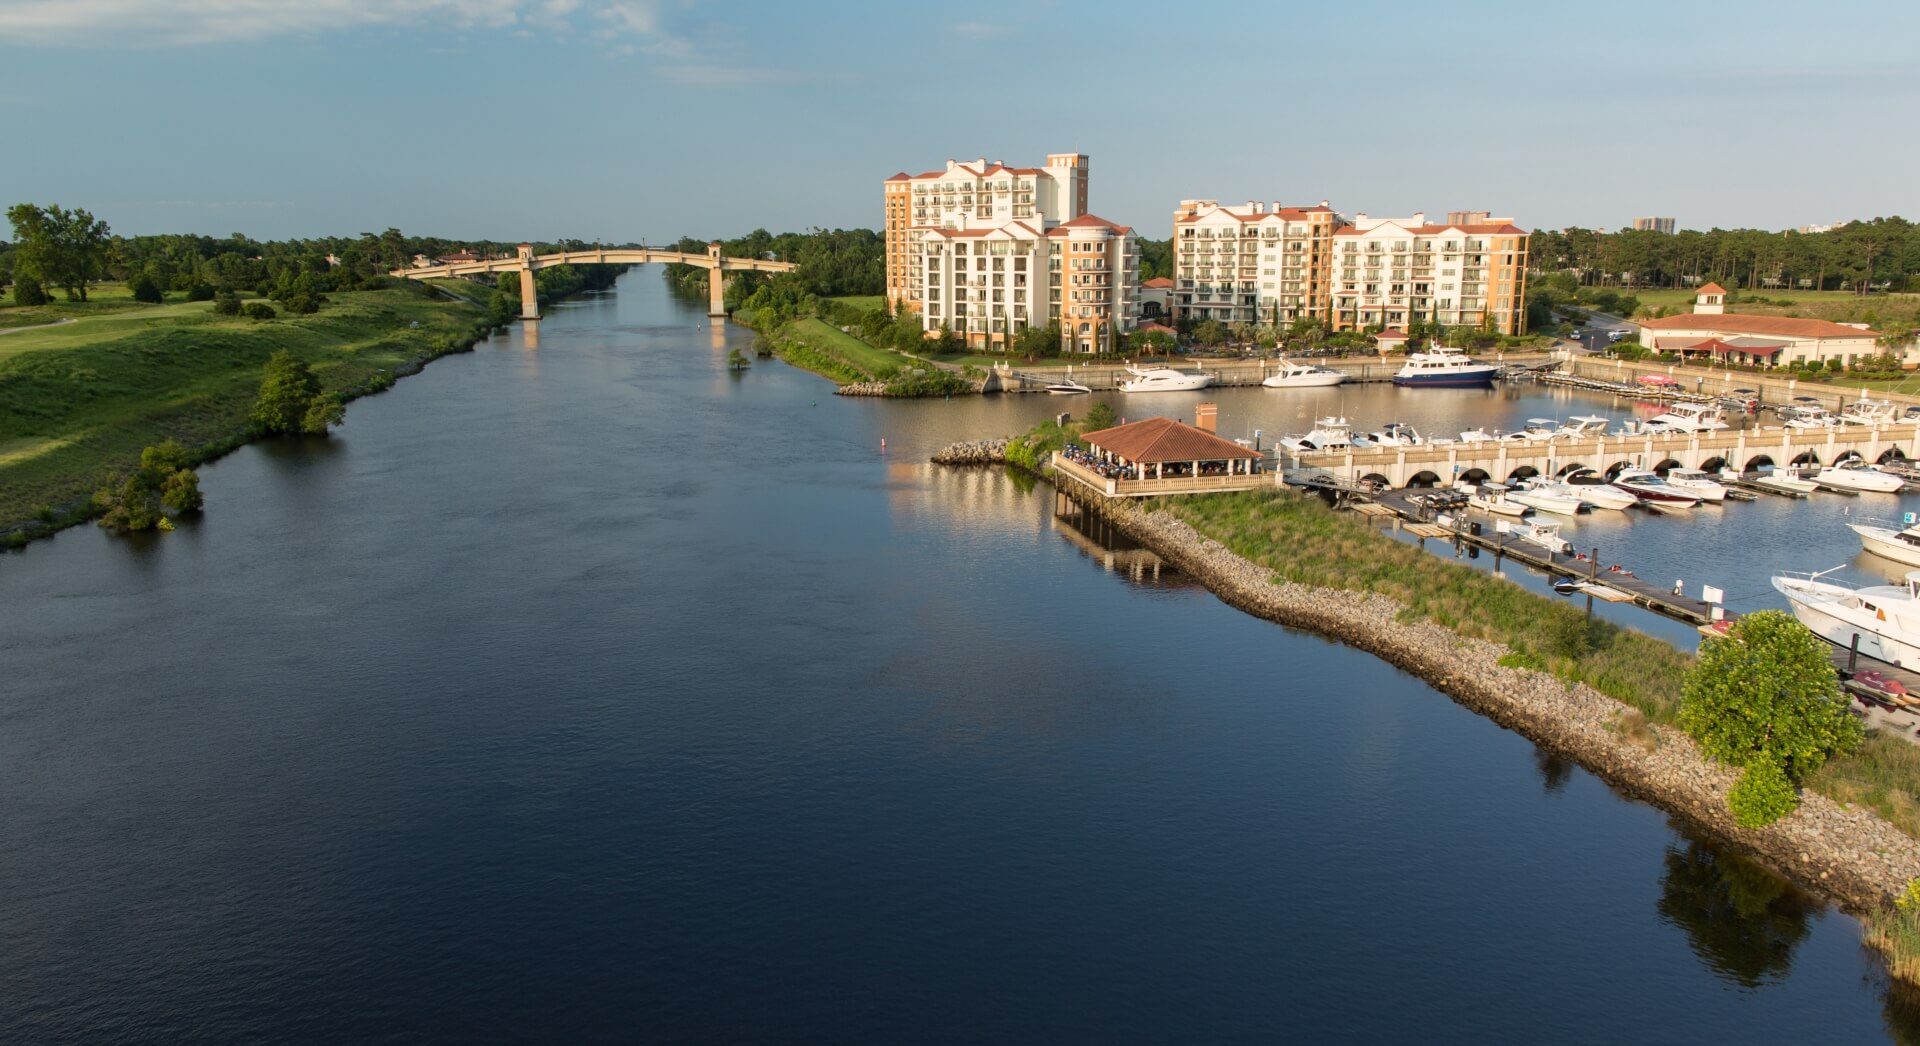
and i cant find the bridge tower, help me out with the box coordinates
[517,243,539,320]
[707,242,727,317]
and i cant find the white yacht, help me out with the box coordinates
[1562,468,1639,510]
[1518,419,1565,442]
[1467,482,1529,517]
[1366,422,1427,447]
[1556,416,1612,440]
[1774,569,1920,667]
[1753,468,1821,494]
[1841,398,1898,425]
[1457,427,1529,444]
[1508,482,1586,516]
[1391,348,1501,387]
[1814,462,1906,493]
[1663,467,1730,503]
[1646,402,1729,432]
[1117,366,1211,393]
[1045,379,1092,394]
[1611,468,1701,507]
[1261,358,1346,388]
[1280,416,1369,453]
[1785,408,1840,430]
[1850,517,1920,568]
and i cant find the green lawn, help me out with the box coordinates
[0,286,490,534]
[0,282,184,330]
[787,317,905,375]
[827,295,886,313]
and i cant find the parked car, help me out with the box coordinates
[1606,329,1631,342]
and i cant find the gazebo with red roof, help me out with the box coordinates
[1054,414,1267,497]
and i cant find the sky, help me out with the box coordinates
[2,0,1917,243]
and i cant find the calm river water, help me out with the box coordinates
[2,272,1917,1042]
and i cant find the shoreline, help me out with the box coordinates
[934,441,1920,971]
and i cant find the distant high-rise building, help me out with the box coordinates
[1446,210,1491,226]
[1632,216,1677,234]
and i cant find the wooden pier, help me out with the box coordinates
[1369,491,1722,625]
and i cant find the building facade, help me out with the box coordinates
[1328,213,1530,335]
[916,212,1137,354]
[883,154,1090,312]
[1632,216,1677,234]
[1637,287,1888,368]
[1169,200,1339,328]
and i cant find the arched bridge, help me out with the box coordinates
[391,242,798,318]
[1291,424,1917,490]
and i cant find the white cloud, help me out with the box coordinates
[0,0,680,47]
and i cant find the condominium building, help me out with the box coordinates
[883,154,1089,311]
[917,213,1137,354]
[1169,199,1339,327]
[1632,216,1677,234]
[1329,213,1530,335]
[887,153,1136,352]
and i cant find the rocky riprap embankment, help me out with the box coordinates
[930,438,1010,465]
[1054,485,1920,912]
[836,381,893,397]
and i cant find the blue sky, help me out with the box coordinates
[2,0,1916,242]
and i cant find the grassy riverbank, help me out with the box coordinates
[1152,488,1920,839]
[738,311,973,395]
[0,283,492,540]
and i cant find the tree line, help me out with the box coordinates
[660,227,884,308]
[1531,217,1919,294]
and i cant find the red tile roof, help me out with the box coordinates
[1137,321,1177,333]
[1053,213,1129,231]
[1696,282,1727,295]
[1335,222,1527,237]
[1083,416,1260,462]
[885,172,911,182]
[1639,313,1879,340]
[1142,277,1174,288]
[1376,328,1409,340]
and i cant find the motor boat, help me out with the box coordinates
[1717,391,1759,413]
[1814,462,1906,493]
[1466,481,1529,517]
[1457,427,1529,444]
[1509,518,1573,555]
[1558,468,1637,510]
[1850,517,1920,568]
[1556,416,1612,439]
[1261,358,1346,388]
[1773,568,1920,667]
[1751,468,1820,494]
[1046,379,1092,394]
[1841,398,1898,425]
[1117,366,1211,393]
[1662,467,1729,503]
[1517,419,1565,442]
[1279,416,1369,453]
[1611,468,1701,506]
[1646,402,1729,432]
[1366,422,1427,447]
[1391,348,1500,387]
[1507,481,1586,516]
[1785,408,1839,429]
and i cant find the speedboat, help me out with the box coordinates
[1841,398,1898,425]
[1457,427,1529,444]
[1366,422,1427,447]
[1773,569,1920,667]
[1510,519,1573,555]
[1046,379,1092,394]
[1612,468,1701,506]
[1391,348,1500,387]
[1815,462,1906,493]
[1508,482,1585,516]
[1562,468,1639,510]
[1647,402,1728,432]
[1279,416,1368,453]
[1467,482,1529,517]
[1752,468,1820,494]
[1517,419,1564,442]
[1261,358,1346,388]
[1117,366,1210,393]
[1785,408,1839,429]
[1662,467,1729,503]
[1850,517,1920,568]
[1556,416,1612,439]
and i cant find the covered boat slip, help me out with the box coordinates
[1052,416,1273,498]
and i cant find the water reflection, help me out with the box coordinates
[1534,749,1575,794]
[1051,494,1194,590]
[1657,829,1815,988]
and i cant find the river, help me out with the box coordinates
[1,271,1915,1042]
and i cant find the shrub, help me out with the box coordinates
[212,291,242,315]
[1728,761,1798,828]
[1084,401,1117,431]
[12,274,48,306]
[160,469,203,513]
[241,302,276,321]
[128,273,164,303]
[185,281,215,302]
[283,292,319,315]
